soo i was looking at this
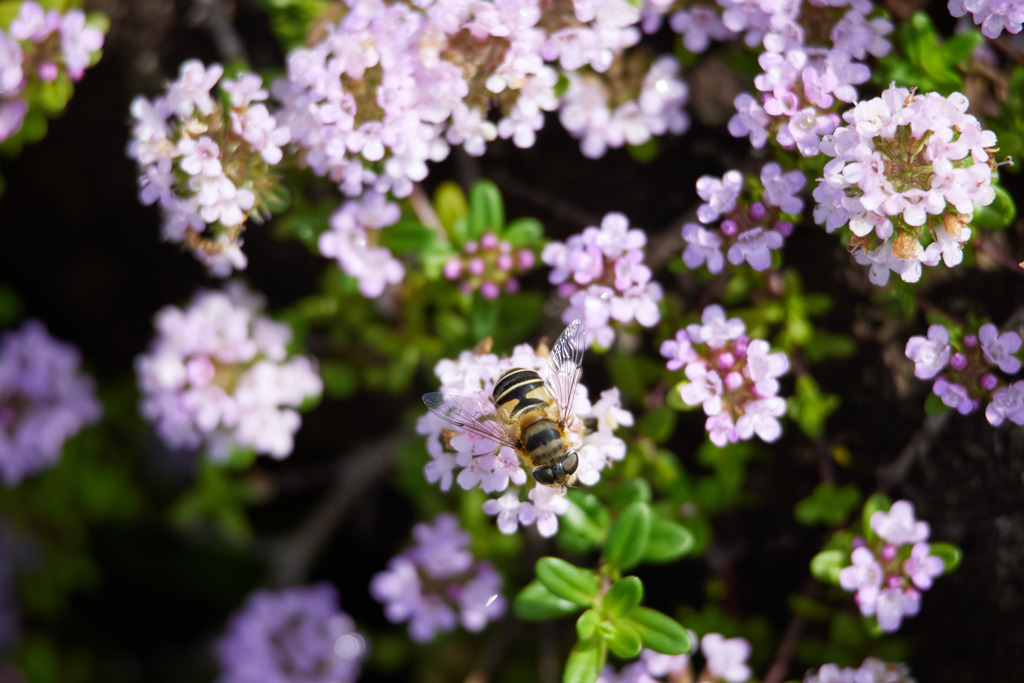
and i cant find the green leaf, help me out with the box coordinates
[924,391,950,416]
[862,494,892,541]
[623,606,693,655]
[536,557,601,606]
[602,576,644,619]
[467,179,505,238]
[638,406,677,445]
[642,517,696,563]
[609,479,652,509]
[810,549,848,586]
[0,284,22,326]
[788,374,840,439]
[320,361,359,399]
[504,217,544,247]
[577,609,601,639]
[378,218,435,253]
[603,618,643,658]
[928,542,962,574]
[972,184,1017,230]
[559,491,610,552]
[603,501,652,570]
[563,637,606,683]
[794,483,861,527]
[514,579,584,620]
[434,180,468,234]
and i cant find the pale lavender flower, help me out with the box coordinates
[135,283,322,461]
[839,500,946,633]
[668,306,788,445]
[319,193,405,299]
[978,323,1022,374]
[701,633,752,683]
[804,657,915,683]
[0,321,102,486]
[216,584,365,683]
[543,212,662,347]
[949,0,1024,38]
[986,380,1024,426]
[58,10,103,80]
[871,501,929,546]
[696,170,743,223]
[814,85,998,285]
[370,514,505,642]
[905,325,951,380]
[932,377,975,414]
[127,63,288,274]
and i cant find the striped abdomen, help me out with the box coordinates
[492,368,567,469]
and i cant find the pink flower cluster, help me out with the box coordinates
[839,500,945,633]
[813,85,998,286]
[681,162,804,274]
[135,283,323,461]
[542,212,662,348]
[804,657,914,683]
[559,54,690,159]
[127,61,290,276]
[215,584,365,683]
[273,0,650,198]
[443,232,535,299]
[370,514,506,643]
[949,0,1024,38]
[726,0,892,156]
[597,633,751,683]
[905,322,1024,425]
[0,1,103,141]
[0,321,102,486]
[319,192,405,298]
[417,336,632,537]
[662,305,789,447]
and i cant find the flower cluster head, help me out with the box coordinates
[813,84,999,286]
[905,322,1024,425]
[272,0,648,198]
[135,283,323,461]
[215,584,365,683]
[442,231,536,299]
[417,332,632,538]
[727,0,893,156]
[597,633,751,683]
[542,212,662,348]
[0,321,102,486]
[319,192,405,299]
[948,0,1024,38]
[559,53,690,159]
[662,305,789,446]
[0,1,104,142]
[681,162,804,274]
[127,61,290,276]
[804,657,915,683]
[370,514,506,642]
[839,500,945,633]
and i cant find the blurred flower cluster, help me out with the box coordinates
[135,283,322,460]
[804,657,915,683]
[370,514,506,642]
[598,633,752,683]
[0,0,104,142]
[216,584,366,683]
[0,321,101,486]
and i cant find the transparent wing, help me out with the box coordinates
[422,392,518,449]
[543,319,587,425]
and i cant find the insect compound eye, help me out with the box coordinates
[561,450,579,475]
[532,466,558,486]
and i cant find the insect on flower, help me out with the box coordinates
[423,320,588,488]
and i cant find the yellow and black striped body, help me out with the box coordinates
[492,368,574,483]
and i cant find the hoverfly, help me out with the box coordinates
[422,319,587,487]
